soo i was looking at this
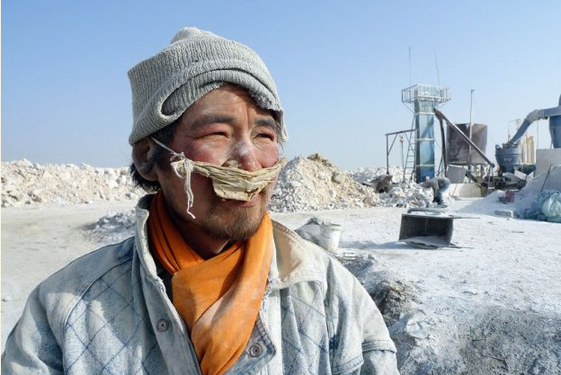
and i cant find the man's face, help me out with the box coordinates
[154,85,280,241]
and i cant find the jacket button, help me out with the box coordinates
[156,319,169,332]
[249,343,262,357]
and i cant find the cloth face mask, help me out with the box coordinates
[151,138,287,218]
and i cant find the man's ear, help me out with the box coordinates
[132,138,158,181]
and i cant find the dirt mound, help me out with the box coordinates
[1,155,434,211]
[269,153,380,212]
[1,159,143,207]
[270,153,433,212]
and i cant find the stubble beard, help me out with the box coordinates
[197,184,274,242]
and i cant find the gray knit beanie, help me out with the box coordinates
[128,27,286,145]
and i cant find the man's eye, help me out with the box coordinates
[203,132,228,138]
[256,132,276,141]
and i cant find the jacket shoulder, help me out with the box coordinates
[40,237,136,294]
[35,237,136,330]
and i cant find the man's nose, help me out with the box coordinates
[224,140,260,172]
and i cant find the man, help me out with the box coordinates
[422,176,451,206]
[2,28,399,374]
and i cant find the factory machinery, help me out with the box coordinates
[495,94,561,174]
[388,90,560,193]
[433,94,561,192]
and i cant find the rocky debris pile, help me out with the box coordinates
[269,153,381,212]
[350,166,436,208]
[350,165,405,184]
[270,154,432,212]
[376,182,434,208]
[1,159,144,207]
[1,156,435,210]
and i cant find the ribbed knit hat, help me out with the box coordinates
[128,27,286,145]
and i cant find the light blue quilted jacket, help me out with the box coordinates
[2,196,399,374]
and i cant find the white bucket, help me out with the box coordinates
[318,224,342,253]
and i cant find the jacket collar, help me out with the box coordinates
[269,221,325,290]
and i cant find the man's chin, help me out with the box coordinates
[200,201,267,242]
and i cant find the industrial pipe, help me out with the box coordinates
[504,98,561,148]
[495,94,561,173]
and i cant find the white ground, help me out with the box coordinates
[2,193,560,374]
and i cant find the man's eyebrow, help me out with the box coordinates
[191,115,236,129]
[190,114,277,130]
[254,117,277,129]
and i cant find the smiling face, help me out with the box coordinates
[152,85,280,251]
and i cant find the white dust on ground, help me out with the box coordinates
[2,156,561,374]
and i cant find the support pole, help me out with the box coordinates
[386,135,389,175]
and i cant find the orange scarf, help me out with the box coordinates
[148,192,273,375]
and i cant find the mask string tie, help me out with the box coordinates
[151,138,196,219]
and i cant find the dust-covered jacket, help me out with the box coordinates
[2,195,399,375]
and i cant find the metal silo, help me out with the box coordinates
[446,123,488,165]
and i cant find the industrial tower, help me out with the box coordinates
[402,84,450,182]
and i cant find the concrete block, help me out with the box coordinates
[449,183,483,198]
[536,149,561,176]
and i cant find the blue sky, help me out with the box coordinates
[3,1,561,170]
